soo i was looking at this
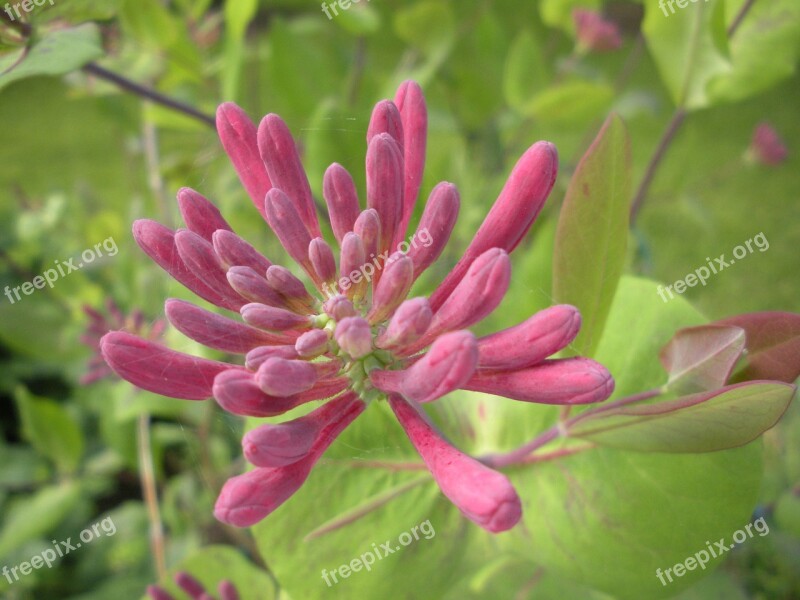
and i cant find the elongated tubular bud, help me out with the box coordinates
[339,232,368,300]
[322,295,357,321]
[133,220,234,311]
[218,581,240,600]
[295,329,330,358]
[175,572,206,599]
[406,182,459,279]
[388,394,521,532]
[429,142,557,311]
[257,113,321,237]
[213,369,349,417]
[334,317,373,359]
[212,230,272,273]
[323,163,360,244]
[216,103,272,219]
[243,393,359,467]
[177,187,233,242]
[165,299,296,353]
[245,345,299,370]
[464,357,614,405]
[174,229,247,311]
[264,189,316,281]
[146,585,174,600]
[241,303,311,331]
[404,249,510,354]
[265,265,317,312]
[393,81,428,247]
[371,330,477,403]
[226,266,290,309]
[353,209,382,288]
[376,297,432,350]
[309,237,337,284]
[214,394,364,526]
[367,253,414,324]
[477,305,581,369]
[256,357,319,396]
[101,331,241,400]
[367,100,404,150]
[366,133,403,259]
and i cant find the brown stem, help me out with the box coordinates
[137,414,168,580]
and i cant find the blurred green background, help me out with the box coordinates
[0,0,798,598]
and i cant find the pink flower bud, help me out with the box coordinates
[366,133,403,257]
[367,253,413,324]
[406,182,459,279]
[214,394,364,526]
[339,232,368,300]
[256,357,318,397]
[372,330,477,403]
[101,331,239,400]
[212,229,272,273]
[177,187,233,242]
[264,189,314,277]
[429,141,557,311]
[334,316,372,359]
[243,393,360,467]
[748,122,788,166]
[213,370,348,417]
[133,220,233,310]
[354,209,382,272]
[226,266,289,309]
[477,304,581,369]
[165,299,295,353]
[573,8,622,53]
[376,297,432,350]
[295,329,330,358]
[309,237,337,284]
[465,357,614,405]
[367,100,404,151]
[323,163,361,243]
[240,303,311,331]
[218,581,240,600]
[388,394,521,532]
[322,295,358,320]
[146,585,174,600]
[393,81,427,247]
[174,230,246,311]
[245,344,299,370]
[257,113,320,237]
[175,571,206,598]
[265,265,316,310]
[216,103,272,219]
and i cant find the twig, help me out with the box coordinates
[137,414,168,580]
[83,63,216,129]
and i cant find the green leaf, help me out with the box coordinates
[774,490,800,538]
[659,324,745,393]
[394,1,455,58]
[552,114,631,357]
[0,482,82,557]
[642,0,731,109]
[568,381,795,453]
[140,545,275,600]
[526,79,614,124]
[708,0,800,103]
[0,23,104,91]
[502,30,550,114]
[222,0,258,100]
[14,386,84,473]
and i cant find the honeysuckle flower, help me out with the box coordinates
[573,8,622,53]
[81,299,165,384]
[746,122,788,166]
[101,81,615,534]
[147,571,239,600]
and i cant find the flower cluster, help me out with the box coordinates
[101,81,614,533]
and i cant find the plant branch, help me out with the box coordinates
[137,414,168,580]
[82,63,216,129]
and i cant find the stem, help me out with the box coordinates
[480,425,561,469]
[629,0,758,224]
[137,415,168,580]
[82,63,216,129]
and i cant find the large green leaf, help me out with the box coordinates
[552,114,631,357]
[568,381,795,453]
[708,0,800,103]
[642,0,731,109]
[0,23,104,91]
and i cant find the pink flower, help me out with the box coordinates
[101,81,614,533]
[747,122,788,166]
[573,8,622,53]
